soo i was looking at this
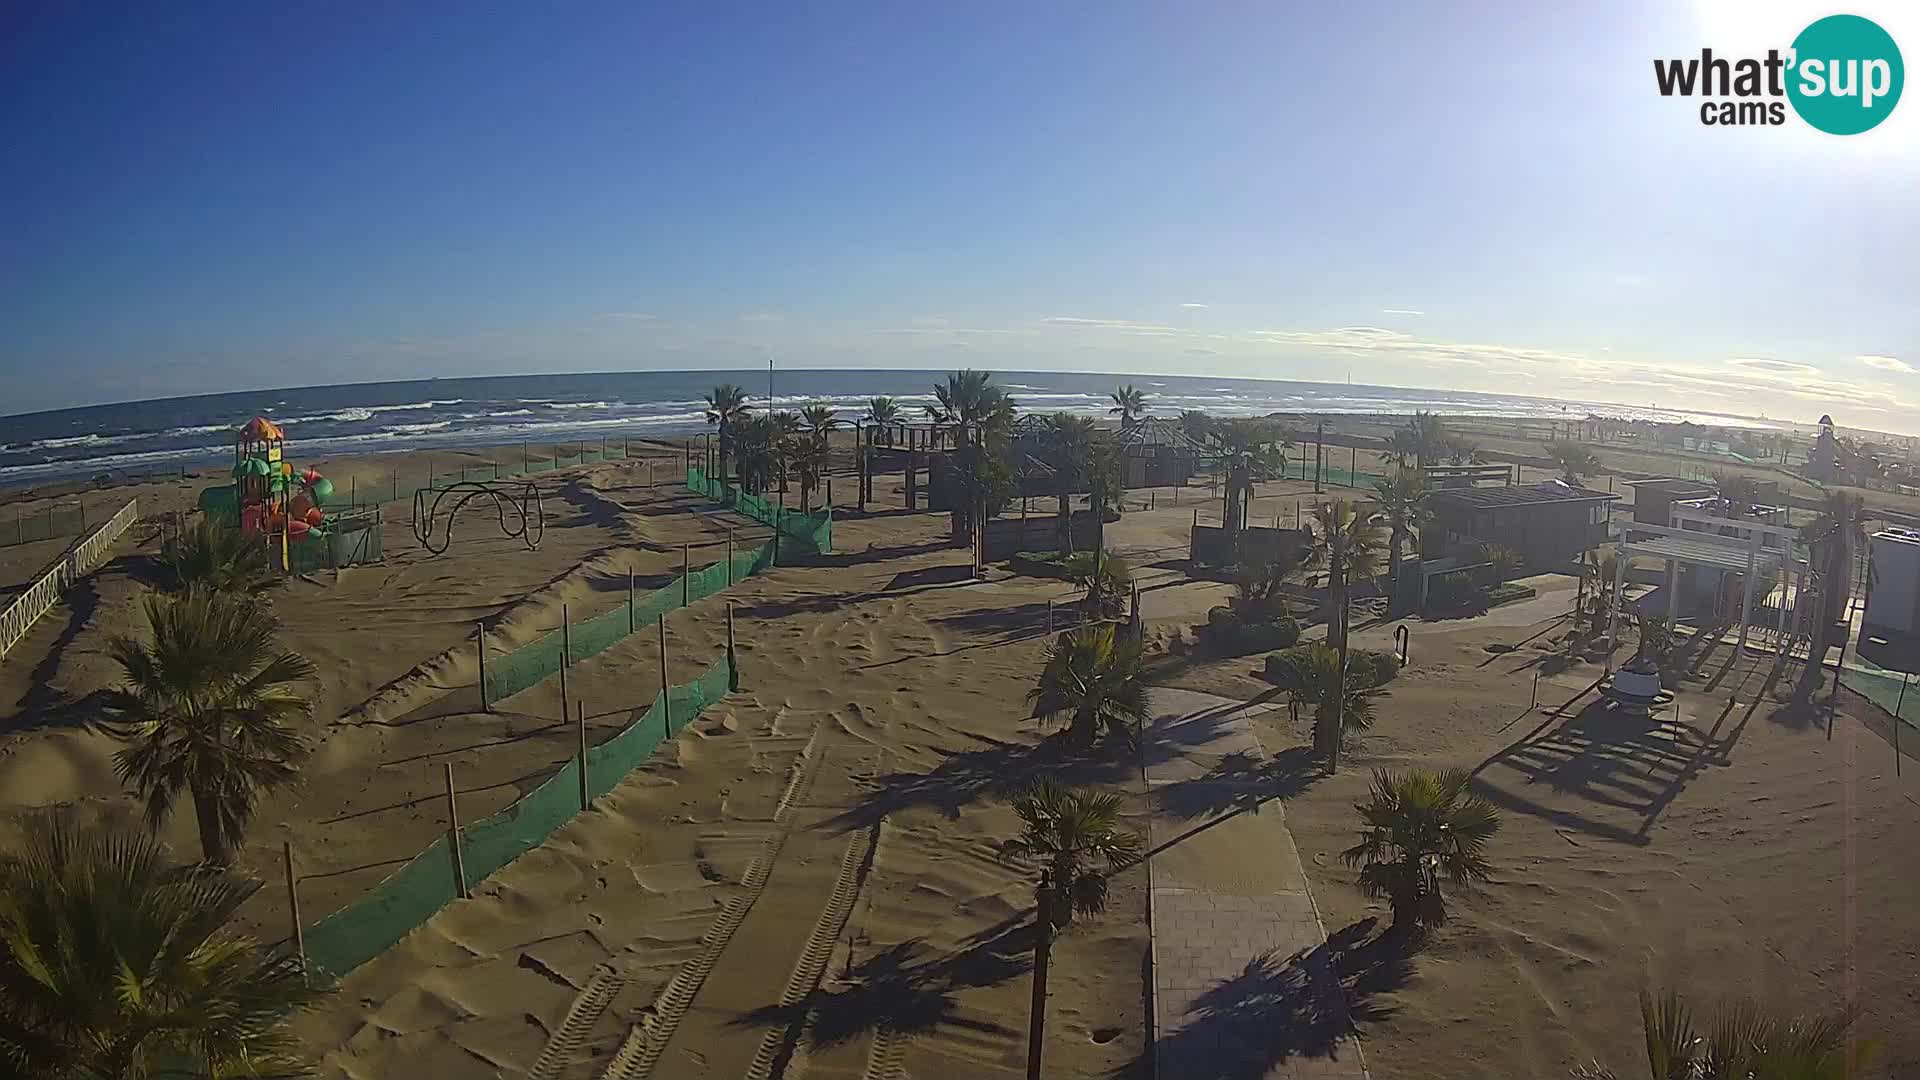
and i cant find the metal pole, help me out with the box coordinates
[560,604,571,728]
[727,603,740,692]
[682,544,690,606]
[1046,600,1054,634]
[628,568,636,633]
[477,622,489,712]
[444,763,468,899]
[658,614,671,734]
[283,842,307,984]
[1896,675,1906,776]
[577,700,590,811]
[727,529,735,585]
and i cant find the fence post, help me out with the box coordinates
[1046,600,1054,635]
[682,544,690,606]
[560,604,571,728]
[477,622,489,712]
[628,568,636,633]
[444,763,468,899]
[727,603,740,692]
[283,841,307,985]
[658,614,671,734]
[727,530,735,585]
[577,700,591,811]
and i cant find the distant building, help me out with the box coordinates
[1422,481,1620,569]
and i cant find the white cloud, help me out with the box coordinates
[1180,303,1209,310]
[598,312,656,321]
[1380,308,1425,316]
[1861,354,1917,374]
[1041,316,1188,336]
[1728,357,1820,375]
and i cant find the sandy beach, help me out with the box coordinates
[2,442,1916,1079]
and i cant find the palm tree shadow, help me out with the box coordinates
[1112,918,1410,1080]
[729,914,1030,1047]
[824,708,1246,833]
[1151,746,1320,822]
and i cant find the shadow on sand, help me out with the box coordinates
[1114,917,1411,1080]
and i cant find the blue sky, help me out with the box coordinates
[3,1,1916,430]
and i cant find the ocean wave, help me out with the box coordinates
[486,408,535,417]
[26,434,110,450]
[276,399,462,424]
[382,420,454,434]
[544,400,612,409]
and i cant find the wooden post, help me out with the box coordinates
[727,529,735,585]
[727,603,740,692]
[444,763,468,899]
[477,622,489,712]
[1046,600,1054,634]
[283,842,308,984]
[1895,675,1906,776]
[560,604,571,728]
[628,568,636,633]
[577,700,590,811]
[682,544,690,606]
[658,614,672,734]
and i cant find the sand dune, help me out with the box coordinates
[4,449,1916,1078]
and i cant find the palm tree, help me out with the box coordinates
[864,396,901,430]
[1002,782,1143,1080]
[1792,491,1867,708]
[1307,500,1385,768]
[1379,412,1454,470]
[702,384,753,484]
[1370,469,1430,595]
[1545,442,1601,484]
[1108,384,1149,426]
[1027,624,1150,749]
[0,812,321,1079]
[1572,989,1875,1079]
[167,517,278,595]
[1268,643,1383,741]
[1177,409,1216,445]
[928,371,1016,574]
[1044,414,1096,555]
[1340,767,1499,936]
[108,592,316,865]
[1062,550,1131,621]
[731,414,781,494]
[1212,418,1292,554]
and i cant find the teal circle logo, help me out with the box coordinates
[1787,14,1903,134]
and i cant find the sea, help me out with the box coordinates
[0,369,1780,488]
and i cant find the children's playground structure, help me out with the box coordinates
[196,417,383,571]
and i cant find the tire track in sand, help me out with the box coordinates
[593,723,826,1080]
[524,966,624,1080]
[742,818,882,1080]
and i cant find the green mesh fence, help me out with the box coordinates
[329,441,649,513]
[686,465,832,554]
[304,650,736,982]
[480,535,765,703]
[0,505,91,549]
[1843,662,1919,731]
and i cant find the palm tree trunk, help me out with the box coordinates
[1327,555,1347,772]
[192,784,230,865]
[1056,490,1071,554]
[1026,881,1055,1080]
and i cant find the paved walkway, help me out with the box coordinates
[1145,688,1370,1080]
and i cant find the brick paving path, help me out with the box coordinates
[1145,689,1370,1080]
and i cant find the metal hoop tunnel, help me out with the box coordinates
[410,481,547,554]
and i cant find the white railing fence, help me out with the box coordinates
[0,498,140,661]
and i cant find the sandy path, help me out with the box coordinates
[294,498,1151,1080]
